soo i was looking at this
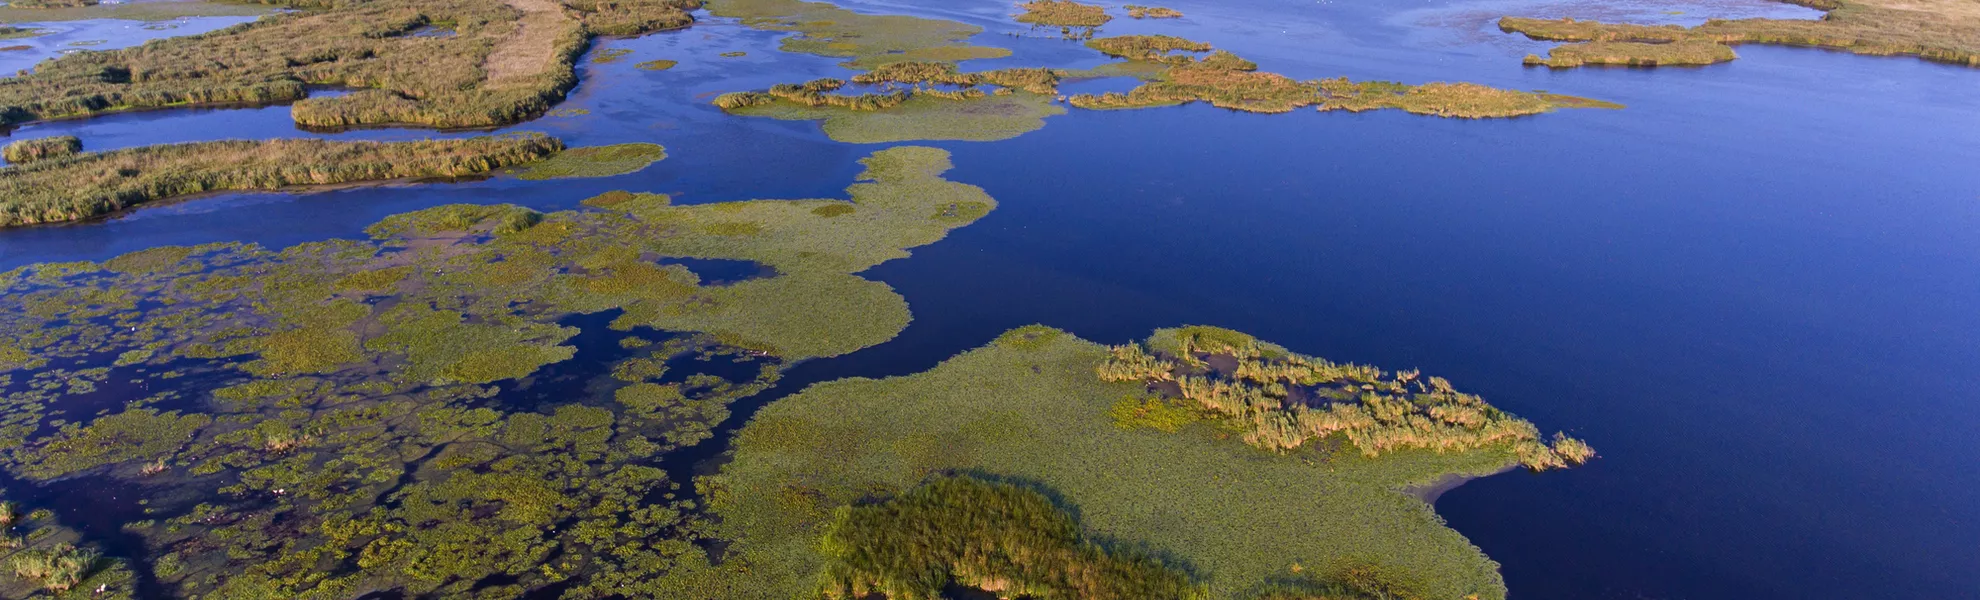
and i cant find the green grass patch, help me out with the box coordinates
[1500,0,1980,69]
[0,134,563,227]
[514,142,667,180]
[712,326,1590,600]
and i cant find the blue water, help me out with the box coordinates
[4,0,1979,598]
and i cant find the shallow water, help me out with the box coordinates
[3,0,1979,599]
[0,15,260,76]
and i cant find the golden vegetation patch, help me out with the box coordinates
[1015,0,1112,28]
[1070,38,1617,118]
[1126,4,1182,19]
[0,134,562,227]
[0,0,701,129]
[1500,0,1980,69]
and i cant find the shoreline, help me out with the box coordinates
[1406,464,1516,505]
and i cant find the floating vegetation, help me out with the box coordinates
[636,58,679,70]
[62,38,102,46]
[592,47,635,63]
[713,325,1582,600]
[1069,36,1618,118]
[819,476,1203,600]
[720,50,747,57]
[0,45,27,51]
[1126,4,1182,19]
[0,146,993,597]
[0,134,562,227]
[545,107,591,117]
[706,0,1011,67]
[514,142,666,180]
[1500,0,1980,69]
[1,134,79,164]
[1098,326,1595,469]
[0,0,702,129]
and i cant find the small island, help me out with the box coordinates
[1501,0,1980,69]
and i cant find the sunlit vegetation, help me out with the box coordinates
[1069,38,1617,118]
[705,0,1011,68]
[1126,4,1182,19]
[1097,326,1595,469]
[723,90,1066,143]
[0,146,993,597]
[513,142,667,180]
[1500,0,1980,69]
[712,325,1587,600]
[819,476,1203,600]
[2,134,79,164]
[0,25,44,39]
[0,134,561,227]
[1523,39,1738,67]
[0,0,701,129]
[1015,0,1109,38]
[636,58,679,70]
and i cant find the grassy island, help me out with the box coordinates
[1016,0,1110,37]
[0,146,997,598]
[0,134,562,227]
[1126,4,1183,19]
[1070,36,1619,117]
[706,0,1011,68]
[713,62,1069,142]
[710,325,1593,600]
[0,0,702,129]
[1501,0,1980,69]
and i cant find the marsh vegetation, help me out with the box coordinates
[1125,5,1182,19]
[0,134,562,227]
[1501,0,1980,69]
[0,146,996,597]
[712,325,1590,600]
[1,135,78,164]
[0,0,701,129]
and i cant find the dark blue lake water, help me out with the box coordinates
[3,0,1977,598]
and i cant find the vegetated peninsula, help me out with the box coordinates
[0,134,562,227]
[711,325,1592,600]
[0,146,998,597]
[0,0,702,129]
[1501,0,1980,68]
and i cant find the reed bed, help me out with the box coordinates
[0,134,562,227]
[1125,5,1182,19]
[1015,0,1112,28]
[1501,0,1980,69]
[819,476,1203,600]
[2,135,79,163]
[1068,40,1612,118]
[0,0,701,129]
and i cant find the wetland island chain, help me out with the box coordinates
[0,0,1974,599]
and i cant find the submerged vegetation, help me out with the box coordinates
[513,142,667,180]
[0,146,995,597]
[0,0,702,128]
[712,325,1592,600]
[1501,0,1980,69]
[1,134,79,164]
[0,134,561,227]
